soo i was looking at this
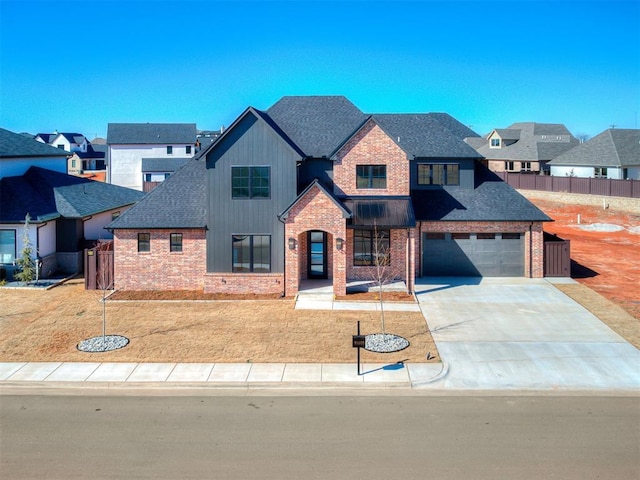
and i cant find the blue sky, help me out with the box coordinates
[1,0,638,139]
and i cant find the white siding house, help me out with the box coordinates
[107,123,196,191]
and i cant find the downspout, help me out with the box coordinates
[529,222,533,278]
[277,215,287,297]
[36,222,48,280]
[406,228,412,294]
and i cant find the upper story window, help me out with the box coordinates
[231,166,270,199]
[170,233,183,253]
[166,146,173,155]
[490,138,500,147]
[417,164,459,186]
[356,165,387,189]
[137,233,150,252]
[186,145,192,154]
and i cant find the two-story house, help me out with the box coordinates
[467,122,579,174]
[107,123,197,191]
[109,96,550,296]
[35,131,93,175]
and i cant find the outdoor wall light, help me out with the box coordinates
[336,237,344,250]
[288,237,297,250]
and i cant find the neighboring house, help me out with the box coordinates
[467,123,579,174]
[196,129,222,152]
[107,123,197,191]
[69,143,107,180]
[35,131,95,176]
[36,132,88,153]
[0,127,69,178]
[547,129,640,180]
[0,128,144,280]
[109,96,550,296]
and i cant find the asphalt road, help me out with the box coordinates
[1,392,638,479]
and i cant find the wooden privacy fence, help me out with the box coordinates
[543,233,571,277]
[84,241,114,290]
[496,172,640,198]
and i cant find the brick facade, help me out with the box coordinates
[333,120,410,196]
[113,228,206,290]
[416,221,545,278]
[344,228,415,289]
[203,273,284,295]
[283,184,347,296]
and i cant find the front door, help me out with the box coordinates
[308,231,327,279]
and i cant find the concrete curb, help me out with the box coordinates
[410,361,449,388]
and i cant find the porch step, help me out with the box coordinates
[295,291,334,310]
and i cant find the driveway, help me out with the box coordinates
[413,277,640,390]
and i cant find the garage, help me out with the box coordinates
[422,232,524,277]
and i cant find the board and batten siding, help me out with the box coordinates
[205,112,299,273]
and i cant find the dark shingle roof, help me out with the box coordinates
[373,114,482,158]
[141,157,191,172]
[473,122,579,161]
[426,113,479,140]
[548,129,640,167]
[494,128,521,140]
[57,133,85,144]
[77,144,106,159]
[411,163,550,222]
[108,158,206,229]
[107,123,197,145]
[266,96,368,157]
[0,128,70,158]
[0,167,144,223]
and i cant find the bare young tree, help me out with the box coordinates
[370,222,394,335]
[95,241,114,342]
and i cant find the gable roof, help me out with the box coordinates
[494,128,521,141]
[194,107,306,162]
[141,157,191,172]
[53,133,86,145]
[77,143,106,159]
[470,122,579,161]
[0,128,71,158]
[411,163,551,222]
[279,179,351,221]
[108,158,207,229]
[266,96,368,158]
[548,129,640,167]
[371,114,482,158]
[0,167,144,223]
[107,123,197,145]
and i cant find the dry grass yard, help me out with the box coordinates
[0,278,437,364]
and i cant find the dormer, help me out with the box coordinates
[488,129,521,148]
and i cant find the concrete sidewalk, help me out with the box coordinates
[0,361,445,388]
